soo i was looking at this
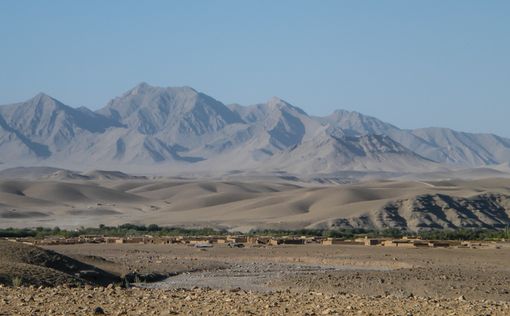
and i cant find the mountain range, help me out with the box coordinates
[1,83,510,177]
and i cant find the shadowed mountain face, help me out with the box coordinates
[1,83,510,174]
[325,193,510,231]
[0,112,51,159]
[0,93,121,159]
[0,93,120,137]
[321,110,510,167]
[98,83,243,137]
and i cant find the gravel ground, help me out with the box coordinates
[2,242,501,315]
[42,243,510,301]
[143,262,389,292]
[1,285,509,316]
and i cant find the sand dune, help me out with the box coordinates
[1,174,510,231]
[21,182,146,203]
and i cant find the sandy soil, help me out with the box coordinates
[2,177,510,231]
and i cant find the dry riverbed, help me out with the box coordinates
[42,243,510,301]
[1,242,509,315]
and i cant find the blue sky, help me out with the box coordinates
[1,1,509,136]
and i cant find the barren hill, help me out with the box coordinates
[0,240,118,286]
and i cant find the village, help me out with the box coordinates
[5,233,502,249]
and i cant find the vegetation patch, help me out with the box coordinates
[1,224,510,241]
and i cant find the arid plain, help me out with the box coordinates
[1,241,510,315]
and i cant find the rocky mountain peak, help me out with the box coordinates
[266,97,308,116]
[1,85,510,173]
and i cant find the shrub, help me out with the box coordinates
[11,276,22,287]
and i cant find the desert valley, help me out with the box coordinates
[2,1,510,314]
[2,84,510,232]
[1,85,510,315]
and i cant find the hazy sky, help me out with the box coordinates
[1,1,509,136]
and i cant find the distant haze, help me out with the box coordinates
[1,83,510,177]
[0,1,509,136]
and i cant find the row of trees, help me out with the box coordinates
[1,224,509,240]
[0,224,228,238]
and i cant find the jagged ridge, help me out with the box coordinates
[0,83,509,174]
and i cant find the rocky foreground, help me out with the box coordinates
[2,242,510,315]
[1,285,509,316]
